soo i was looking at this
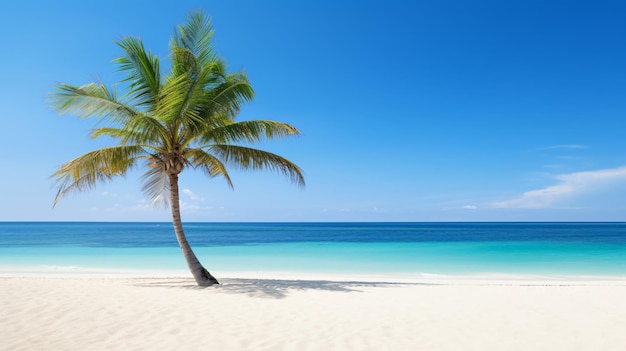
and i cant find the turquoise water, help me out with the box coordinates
[1,222,626,277]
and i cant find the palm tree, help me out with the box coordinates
[49,12,304,286]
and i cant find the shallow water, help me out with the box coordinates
[1,222,625,277]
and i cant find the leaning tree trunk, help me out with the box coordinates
[168,172,219,286]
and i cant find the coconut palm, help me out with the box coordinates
[49,12,304,286]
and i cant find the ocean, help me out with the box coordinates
[1,222,626,278]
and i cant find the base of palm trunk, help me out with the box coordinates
[193,267,220,286]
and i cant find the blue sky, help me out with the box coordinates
[1,0,625,222]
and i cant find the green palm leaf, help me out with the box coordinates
[171,11,216,72]
[208,145,305,187]
[203,120,301,144]
[50,82,137,124]
[115,37,160,111]
[52,146,145,205]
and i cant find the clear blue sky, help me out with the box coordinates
[1,0,625,222]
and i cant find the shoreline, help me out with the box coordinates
[3,275,626,350]
[2,264,626,284]
[5,267,626,281]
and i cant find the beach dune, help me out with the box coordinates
[2,276,626,350]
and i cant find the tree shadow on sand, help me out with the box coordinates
[133,278,428,299]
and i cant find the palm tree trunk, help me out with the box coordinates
[168,173,219,286]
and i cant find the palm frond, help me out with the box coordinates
[208,145,305,187]
[162,60,242,137]
[185,148,233,188]
[52,146,146,205]
[170,46,198,78]
[90,113,169,148]
[115,37,160,110]
[121,113,170,147]
[158,68,203,127]
[201,73,254,120]
[50,83,137,124]
[179,61,231,130]
[171,11,216,71]
[204,120,301,144]
[90,127,129,140]
[140,157,170,207]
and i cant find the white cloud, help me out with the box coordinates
[179,201,213,212]
[539,144,588,150]
[180,201,200,211]
[131,201,154,211]
[493,167,626,209]
[182,188,204,202]
[463,205,478,209]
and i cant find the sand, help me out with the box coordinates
[2,275,626,351]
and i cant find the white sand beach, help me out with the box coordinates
[2,275,626,351]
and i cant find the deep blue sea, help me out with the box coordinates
[1,222,626,278]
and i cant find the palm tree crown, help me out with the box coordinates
[50,11,304,286]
